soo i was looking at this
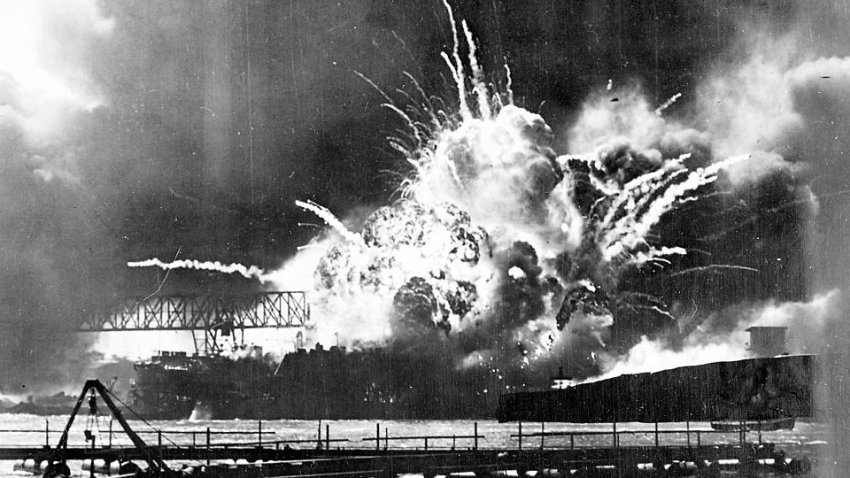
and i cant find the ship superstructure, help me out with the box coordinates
[130,344,494,420]
[131,349,277,419]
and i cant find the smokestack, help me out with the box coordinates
[746,326,788,357]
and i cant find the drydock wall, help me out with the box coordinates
[497,354,814,422]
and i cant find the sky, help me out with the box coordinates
[2,0,850,401]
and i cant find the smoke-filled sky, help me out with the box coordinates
[3,0,850,394]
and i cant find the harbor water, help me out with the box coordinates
[0,413,826,477]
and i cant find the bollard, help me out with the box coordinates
[518,422,522,451]
[739,423,745,450]
[654,421,659,448]
[540,422,545,450]
[612,421,617,448]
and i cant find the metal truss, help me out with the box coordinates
[81,291,310,354]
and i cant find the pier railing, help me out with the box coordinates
[0,419,824,478]
[361,423,484,451]
[0,419,822,453]
[0,421,816,478]
[510,418,825,452]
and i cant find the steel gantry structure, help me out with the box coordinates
[80,291,310,354]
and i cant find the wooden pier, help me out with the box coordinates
[6,443,816,477]
[2,424,819,478]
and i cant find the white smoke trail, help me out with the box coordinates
[462,20,492,119]
[503,64,514,105]
[295,200,366,248]
[594,156,688,239]
[127,258,267,281]
[654,92,682,116]
[598,154,748,264]
[440,0,471,121]
[126,199,363,288]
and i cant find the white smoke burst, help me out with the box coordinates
[124,5,769,380]
[264,6,746,373]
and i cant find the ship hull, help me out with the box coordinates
[130,346,497,420]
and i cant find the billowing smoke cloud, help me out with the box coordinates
[748,291,842,355]
[687,6,850,458]
[734,6,850,471]
[0,2,113,144]
[0,0,477,392]
[560,2,850,470]
[0,1,123,393]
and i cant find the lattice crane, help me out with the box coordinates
[79,291,310,354]
[51,379,174,478]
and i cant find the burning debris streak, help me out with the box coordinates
[669,265,760,277]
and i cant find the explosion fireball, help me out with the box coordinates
[132,4,756,381]
[299,27,752,377]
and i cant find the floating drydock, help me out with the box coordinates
[497,354,814,423]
